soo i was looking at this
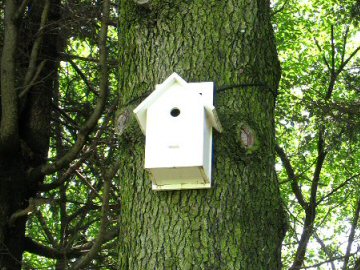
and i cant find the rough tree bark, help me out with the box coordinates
[0,1,60,269]
[117,0,287,269]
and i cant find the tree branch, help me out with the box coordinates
[324,25,338,100]
[36,211,58,247]
[24,237,83,259]
[51,102,80,129]
[38,99,115,192]
[28,8,109,181]
[330,25,335,75]
[342,197,360,270]
[70,1,111,267]
[314,37,331,71]
[0,0,19,152]
[25,227,118,260]
[66,56,99,96]
[8,197,51,226]
[14,0,29,21]
[38,151,91,191]
[301,249,360,269]
[71,228,119,251]
[59,52,118,66]
[336,45,360,76]
[275,144,308,209]
[314,233,336,270]
[309,129,327,208]
[22,0,50,96]
[317,173,360,205]
[340,26,349,66]
[19,60,47,98]
[272,0,290,15]
[75,170,103,201]
[289,128,327,270]
[71,174,111,269]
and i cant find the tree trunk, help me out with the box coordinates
[0,1,60,269]
[117,1,286,269]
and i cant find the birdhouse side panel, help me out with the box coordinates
[144,86,205,169]
[203,113,213,182]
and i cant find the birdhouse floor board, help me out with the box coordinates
[148,166,210,186]
[152,182,211,191]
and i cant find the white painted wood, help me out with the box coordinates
[133,73,222,190]
[205,105,223,132]
[152,182,211,191]
[133,73,187,134]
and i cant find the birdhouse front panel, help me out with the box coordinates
[133,73,222,191]
[145,84,205,169]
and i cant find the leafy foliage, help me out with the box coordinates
[273,0,360,268]
[19,1,120,269]
[0,0,359,269]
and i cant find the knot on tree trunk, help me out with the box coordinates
[236,123,259,154]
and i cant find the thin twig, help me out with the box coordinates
[310,129,327,208]
[14,0,30,21]
[341,26,349,66]
[22,0,50,92]
[301,248,360,269]
[24,237,83,259]
[330,25,336,75]
[336,46,360,76]
[36,211,58,248]
[70,1,111,268]
[59,52,118,66]
[314,37,331,70]
[8,197,51,226]
[313,233,336,270]
[342,198,360,270]
[317,173,360,205]
[66,57,99,96]
[275,144,308,209]
[75,170,102,201]
[289,128,327,270]
[51,102,80,129]
[272,0,290,15]
[19,60,47,98]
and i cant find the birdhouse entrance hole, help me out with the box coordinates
[170,108,180,117]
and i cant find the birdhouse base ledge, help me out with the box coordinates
[152,182,211,191]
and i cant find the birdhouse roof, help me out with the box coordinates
[133,72,222,134]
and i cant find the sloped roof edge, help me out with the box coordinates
[133,73,188,134]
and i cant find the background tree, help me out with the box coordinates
[273,0,360,269]
[0,1,120,269]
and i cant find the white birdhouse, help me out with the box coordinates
[133,73,222,191]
